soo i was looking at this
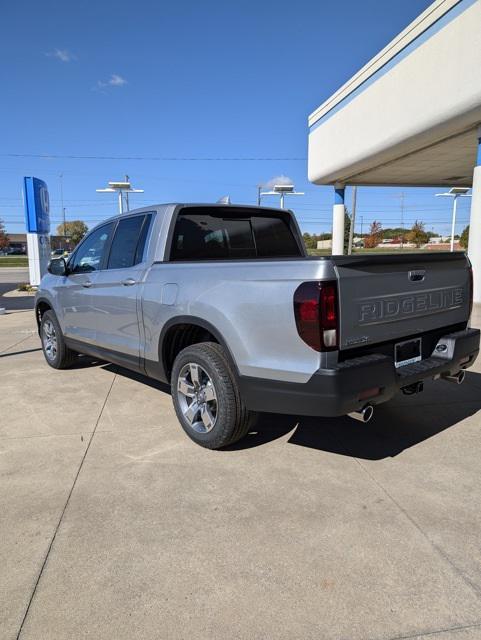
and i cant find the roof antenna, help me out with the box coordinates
[217,196,231,205]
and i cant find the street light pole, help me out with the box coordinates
[260,183,304,209]
[435,187,472,252]
[96,177,144,214]
[450,195,459,252]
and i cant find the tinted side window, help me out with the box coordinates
[70,223,114,274]
[170,207,301,261]
[135,214,152,264]
[107,215,150,270]
[171,215,255,260]
[252,216,301,257]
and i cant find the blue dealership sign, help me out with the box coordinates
[23,177,50,234]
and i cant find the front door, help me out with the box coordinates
[60,222,115,345]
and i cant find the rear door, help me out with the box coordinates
[334,253,471,352]
[90,213,153,365]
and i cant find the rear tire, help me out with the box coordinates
[171,342,256,449]
[40,310,78,369]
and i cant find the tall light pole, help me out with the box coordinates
[96,175,144,214]
[435,187,471,251]
[259,183,304,209]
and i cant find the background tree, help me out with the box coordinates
[302,232,333,252]
[460,225,470,249]
[364,221,383,249]
[302,232,316,250]
[343,209,351,254]
[0,218,9,251]
[407,220,429,248]
[56,220,88,247]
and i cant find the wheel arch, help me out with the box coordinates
[158,315,241,383]
[35,297,54,333]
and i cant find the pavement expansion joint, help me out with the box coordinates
[14,374,117,640]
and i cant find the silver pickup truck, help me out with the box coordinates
[36,203,480,448]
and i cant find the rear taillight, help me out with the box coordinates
[293,281,339,352]
[468,265,473,320]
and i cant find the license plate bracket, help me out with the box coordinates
[395,337,422,368]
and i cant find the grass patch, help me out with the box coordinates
[0,256,28,267]
[306,247,439,256]
[17,283,36,292]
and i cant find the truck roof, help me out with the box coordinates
[95,202,294,228]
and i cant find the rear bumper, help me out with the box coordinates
[239,328,480,417]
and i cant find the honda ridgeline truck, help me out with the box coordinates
[36,204,480,448]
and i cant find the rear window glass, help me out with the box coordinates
[170,207,302,261]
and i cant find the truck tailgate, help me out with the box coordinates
[333,253,471,351]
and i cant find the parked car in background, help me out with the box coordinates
[51,248,70,259]
[36,203,480,449]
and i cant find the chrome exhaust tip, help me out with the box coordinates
[348,404,374,424]
[443,370,466,385]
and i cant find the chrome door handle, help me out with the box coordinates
[121,278,137,286]
[82,280,93,288]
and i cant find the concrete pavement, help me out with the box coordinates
[1,307,481,640]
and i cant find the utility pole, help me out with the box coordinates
[360,215,364,239]
[124,174,130,212]
[59,173,66,238]
[257,184,262,206]
[348,186,357,255]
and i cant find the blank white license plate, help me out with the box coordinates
[395,338,422,368]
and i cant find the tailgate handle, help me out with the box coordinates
[409,270,425,282]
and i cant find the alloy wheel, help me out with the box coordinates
[176,362,218,433]
[42,319,58,362]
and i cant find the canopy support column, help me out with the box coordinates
[332,185,345,255]
[468,130,481,304]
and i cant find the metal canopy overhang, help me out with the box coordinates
[307,0,481,187]
[336,123,481,187]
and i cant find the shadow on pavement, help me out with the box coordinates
[229,371,481,459]
[101,362,171,395]
[67,356,481,460]
[0,295,35,311]
[0,280,35,311]
[0,347,42,358]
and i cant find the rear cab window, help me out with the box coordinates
[169,207,303,261]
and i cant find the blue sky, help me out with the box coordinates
[0,0,472,236]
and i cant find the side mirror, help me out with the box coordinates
[48,257,68,276]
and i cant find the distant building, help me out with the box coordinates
[6,234,69,255]
[428,236,451,244]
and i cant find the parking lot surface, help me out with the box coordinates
[1,306,481,640]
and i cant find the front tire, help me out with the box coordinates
[40,310,78,369]
[171,342,255,449]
